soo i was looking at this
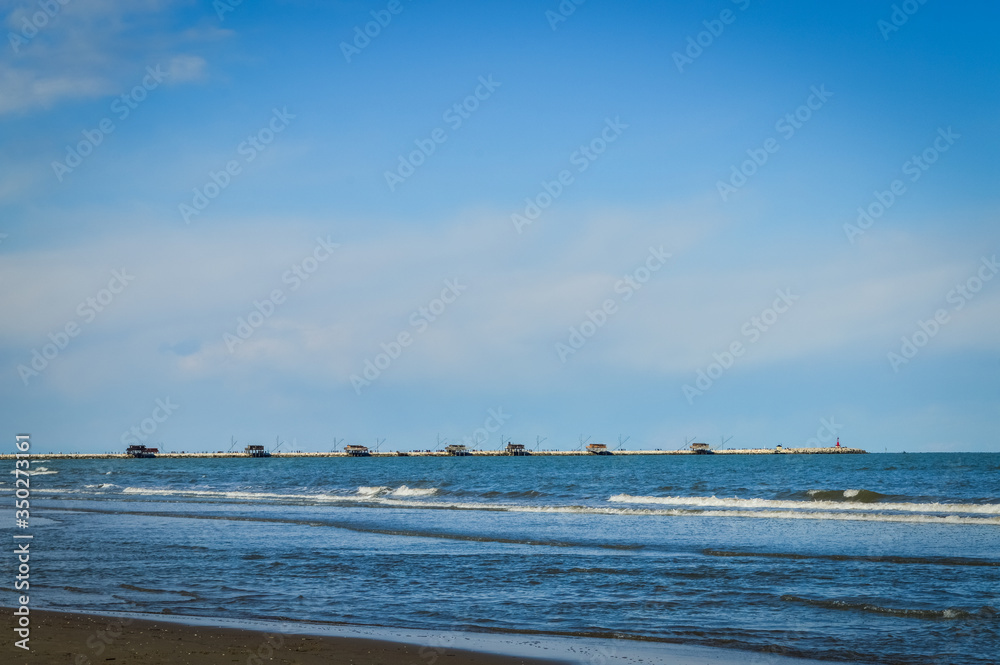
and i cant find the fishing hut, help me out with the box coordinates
[446,444,471,456]
[244,445,270,458]
[505,442,530,456]
[344,445,371,457]
[126,445,157,458]
[586,443,611,455]
[690,442,712,454]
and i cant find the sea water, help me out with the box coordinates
[4,453,998,664]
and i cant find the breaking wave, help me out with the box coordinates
[109,486,1000,525]
[9,466,59,475]
[357,486,390,496]
[390,485,438,497]
[780,595,999,621]
[608,493,1000,516]
[805,488,891,502]
[356,485,438,497]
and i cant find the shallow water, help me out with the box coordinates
[4,453,998,664]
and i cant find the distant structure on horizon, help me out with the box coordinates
[90,440,866,461]
[506,442,529,456]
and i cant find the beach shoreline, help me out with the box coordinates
[5,608,851,665]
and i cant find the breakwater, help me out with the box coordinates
[0,446,866,459]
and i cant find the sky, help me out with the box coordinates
[1,0,998,453]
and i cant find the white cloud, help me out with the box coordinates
[166,54,206,83]
[2,209,997,400]
[0,64,113,113]
[0,0,213,114]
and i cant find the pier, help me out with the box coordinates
[0,446,866,460]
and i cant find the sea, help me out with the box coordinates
[4,452,998,664]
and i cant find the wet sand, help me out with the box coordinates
[5,609,846,665]
[9,610,572,665]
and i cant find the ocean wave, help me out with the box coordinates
[608,493,1000,515]
[356,485,437,498]
[119,584,197,597]
[509,505,1000,525]
[123,487,346,502]
[704,550,1000,567]
[390,485,437,497]
[357,486,390,496]
[481,490,549,499]
[120,486,441,503]
[9,466,58,476]
[780,595,998,621]
[805,488,891,503]
[113,486,1000,525]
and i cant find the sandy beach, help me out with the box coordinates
[5,609,847,665]
[0,610,852,665]
[8,610,573,665]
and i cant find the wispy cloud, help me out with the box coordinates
[1,0,214,114]
[2,207,996,401]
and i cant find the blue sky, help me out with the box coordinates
[1,0,998,453]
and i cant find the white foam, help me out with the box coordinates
[607,494,1000,516]
[106,487,1000,526]
[843,489,860,498]
[390,485,438,497]
[357,486,390,496]
[9,466,59,475]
